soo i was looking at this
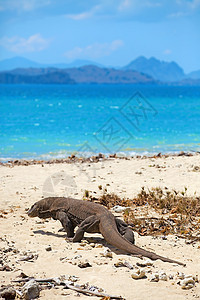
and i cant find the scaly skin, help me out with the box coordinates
[28,197,185,266]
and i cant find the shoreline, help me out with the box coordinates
[0,150,197,167]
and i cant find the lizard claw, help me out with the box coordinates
[66,237,73,242]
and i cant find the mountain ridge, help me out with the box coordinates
[122,56,185,82]
[0,65,156,84]
[0,56,199,85]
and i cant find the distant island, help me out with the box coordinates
[0,56,200,85]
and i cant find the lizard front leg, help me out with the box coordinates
[55,211,75,238]
[68,215,100,243]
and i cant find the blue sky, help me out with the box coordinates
[0,0,199,72]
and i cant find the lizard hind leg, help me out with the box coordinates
[115,218,135,244]
[71,215,100,243]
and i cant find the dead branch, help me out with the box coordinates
[12,277,124,299]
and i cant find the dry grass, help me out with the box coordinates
[91,187,200,239]
[98,192,132,209]
[133,187,200,216]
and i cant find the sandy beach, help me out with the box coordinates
[1,154,200,299]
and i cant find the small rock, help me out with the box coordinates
[95,244,103,248]
[114,260,133,269]
[45,246,52,251]
[131,268,146,279]
[159,271,168,281]
[67,275,79,282]
[111,206,131,213]
[21,279,40,299]
[177,272,185,280]
[0,265,13,271]
[18,253,37,262]
[80,241,88,247]
[78,260,92,268]
[136,259,153,267]
[53,277,61,285]
[180,277,195,290]
[100,248,113,258]
[0,286,16,299]
[150,273,159,282]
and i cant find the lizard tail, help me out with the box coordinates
[99,215,185,266]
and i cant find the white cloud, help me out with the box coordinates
[0,34,50,53]
[66,5,100,20]
[65,40,124,59]
[163,49,172,55]
[118,0,132,11]
[0,0,50,12]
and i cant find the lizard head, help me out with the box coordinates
[28,201,43,217]
[27,198,53,218]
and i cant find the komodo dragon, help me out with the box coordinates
[28,197,185,266]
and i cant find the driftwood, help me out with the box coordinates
[12,277,124,299]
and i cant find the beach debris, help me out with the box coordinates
[131,268,146,280]
[45,245,52,251]
[0,264,13,271]
[114,259,134,269]
[177,272,185,280]
[150,273,159,282]
[13,276,123,299]
[21,279,40,299]
[136,259,153,267]
[111,205,131,213]
[78,260,92,269]
[158,271,168,281]
[18,253,38,262]
[100,247,113,258]
[180,277,195,290]
[0,286,16,299]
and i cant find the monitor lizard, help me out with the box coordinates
[28,197,185,266]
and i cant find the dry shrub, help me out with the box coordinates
[134,187,200,216]
[94,187,200,238]
[97,193,132,209]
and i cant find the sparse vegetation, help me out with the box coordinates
[91,187,200,239]
[84,190,90,198]
[98,192,132,209]
[133,187,200,216]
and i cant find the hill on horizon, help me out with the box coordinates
[0,56,200,84]
[122,56,185,82]
[0,56,104,71]
[0,65,156,84]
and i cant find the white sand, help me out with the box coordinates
[0,155,200,299]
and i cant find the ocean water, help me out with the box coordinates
[0,84,200,161]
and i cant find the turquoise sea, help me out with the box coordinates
[0,84,200,161]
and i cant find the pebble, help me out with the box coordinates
[100,247,113,258]
[45,246,52,251]
[159,271,168,281]
[78,260,92,268]
[111,205,131,213]
[150,273,159,282]
[0,286,16,299]
[21,279,40,299]
[180,277,195,290]
[136,259,153,267]
[177,272,185,279]
[114,259,134,269]
[131,268,146,280]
